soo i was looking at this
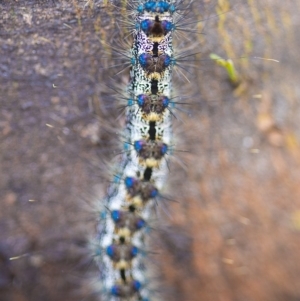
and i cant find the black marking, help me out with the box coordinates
[149,121,156,140]
[129,205,136,212]
[143,167,152,181]
[120,269,126,282]
[153,42,159,57]
[151,79,158,94]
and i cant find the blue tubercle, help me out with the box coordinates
[143,1,170,13]
[111,210,121,222]
[144,1,156,11]
[137,4,144,13]
[106,245,115,257]
[125,176,135,188]
[161,143,168,155]
[139,53,149,68]
[100,210,107,220]
[123,142,130,151]
[163,55,172,67]
[150,188,158,198]
[94,247,102,257]
[128,98,134,106]
[161,20,174,32]
[137,94,146,107]
[113,174,121,184]
[169,4,176,13]
[140,19,153,33]
[157,1,170,13]
[131,246,139,256]
[134,140,144,152]
[162,96,170,108]
[132,280,141,291]
[111,285,120,296]
[136,218,146,229]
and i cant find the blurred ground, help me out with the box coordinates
[1,0,300,301]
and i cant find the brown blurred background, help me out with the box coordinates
[1,0,300,301]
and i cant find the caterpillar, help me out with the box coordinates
[93,1,178,300]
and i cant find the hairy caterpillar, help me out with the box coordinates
[93,1,178,300]
[2,1,300,301]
